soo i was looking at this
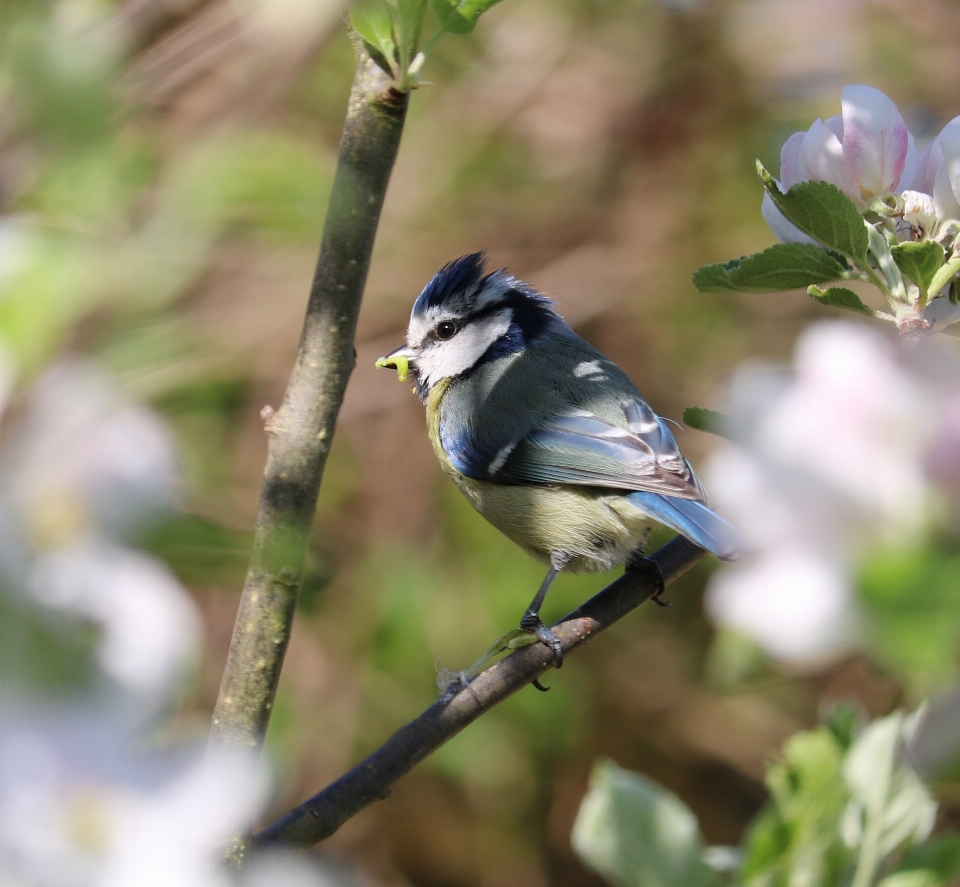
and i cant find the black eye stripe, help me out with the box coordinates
[424,287,552,346]
[461,287,550,326]
[427,305,501,344]
[463,298,512,324]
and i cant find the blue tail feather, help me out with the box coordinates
[627,491,741,561]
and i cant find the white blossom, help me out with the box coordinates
[30,543,201,702]
[1,360,180,549]
[0,719,269,887]
[900,189,939,237]
[705,322,958,663]
[0,358,333,887]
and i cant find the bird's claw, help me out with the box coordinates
[519,613,563,668]
[627,553,669,607]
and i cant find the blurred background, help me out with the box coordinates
[4,0,960,885]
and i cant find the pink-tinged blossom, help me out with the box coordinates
[764,85,920,243]
[705,545,856,662]
[910,116,960,223]
[704,322,960,664]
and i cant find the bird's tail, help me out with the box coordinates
[626,491,742,561]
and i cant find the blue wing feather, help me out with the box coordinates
[497,409,703,499]
[626,491,741,561]
[442,401,705,499]
[441,408,741,559]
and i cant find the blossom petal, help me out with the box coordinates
[914,137,944,195]
[31,544,201,702]
[823,114,844,140]
[924,296,960,330]
[898,132,921,192]
[761,190,816,244]
[705,546,857,662]
[933,165,960,220]
[779,131,806,189]
[901,190,938,236]
[936,116,960,215]
[840,84,909,200]
[799,118,854,198]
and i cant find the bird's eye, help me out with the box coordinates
[435,320,459,340]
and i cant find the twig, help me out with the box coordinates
[209,36,408,753]
[252,535,708,849]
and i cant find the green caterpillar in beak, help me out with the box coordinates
[375,353,410,382]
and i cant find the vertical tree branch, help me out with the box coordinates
[210,38,408,752]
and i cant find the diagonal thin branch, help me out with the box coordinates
[209,36,409,754]
[252,535,708,850]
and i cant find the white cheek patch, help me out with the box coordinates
[416,309,513,388]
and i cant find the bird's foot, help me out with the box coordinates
[519,612,563,668]
[626,553,668,607]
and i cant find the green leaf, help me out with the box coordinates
[757,160,868,263]
[897,836,960,885]
[572,760,720,887]
[859,544,960,690]
[682,407,731,439]
[823,701,863,752]
[740,729,851,887]
[927,255,960,300]
[808,285,874,316]
[431,0,504,35]
[841,712,937,859]
[690,263,738,293]
[692,243,849,293]
[891,241,945,294]
[350,1,398,70]
[867,224,907,300]
[738,806,792,884]
[878,872,946,887]
[396,0,427,61]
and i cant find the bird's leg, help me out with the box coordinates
[519,551,570,678]
[626,549,668,607]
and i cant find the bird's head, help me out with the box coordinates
[376,252,558,401]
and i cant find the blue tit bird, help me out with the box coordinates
[376,253,739,670]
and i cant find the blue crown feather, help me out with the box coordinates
[413,251,489,315]
[413,251,556,320]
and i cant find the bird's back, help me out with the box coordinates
[440,319,649,442]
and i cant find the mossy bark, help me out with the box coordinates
[210,37,408,753]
